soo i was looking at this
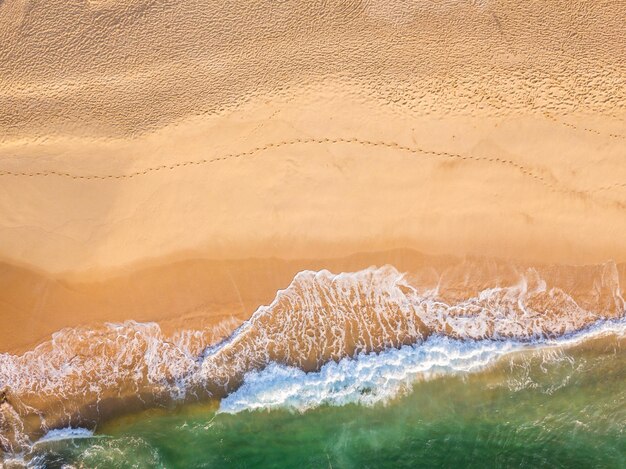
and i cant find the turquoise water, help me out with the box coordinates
[27,333,625,468]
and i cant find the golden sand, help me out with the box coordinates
[1,0,625,353]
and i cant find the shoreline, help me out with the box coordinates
[2,249,625,354]
[2,0,626,463]
[3,313,625,457]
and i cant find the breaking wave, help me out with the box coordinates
[219,318,626,413]
[33,427,94,446]
[1,262,624,455]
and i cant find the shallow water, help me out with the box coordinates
[21,329,625,469]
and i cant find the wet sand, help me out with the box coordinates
[1,250,625,354]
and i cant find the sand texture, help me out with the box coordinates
[1,0,626,352]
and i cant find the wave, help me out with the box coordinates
[219,317,626,413]
[1,262,624,455]
[33,427,94,446]
[219,336,523,413]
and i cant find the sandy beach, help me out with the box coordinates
[1,93,625,352]
[1,0,625,460]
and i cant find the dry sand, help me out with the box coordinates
[0,0,625,353]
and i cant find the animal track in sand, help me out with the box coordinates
[0,137,624,201]
[543,113,626,140]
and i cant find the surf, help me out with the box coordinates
[1,261,624,458]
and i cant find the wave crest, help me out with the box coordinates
[219,318,626,414]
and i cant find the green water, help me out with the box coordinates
[30,336,625,468]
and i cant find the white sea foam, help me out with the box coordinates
[219,317,626,413]
[34,427,94,446]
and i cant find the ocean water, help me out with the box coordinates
[2,264,625,467]
[19,324,626,468]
